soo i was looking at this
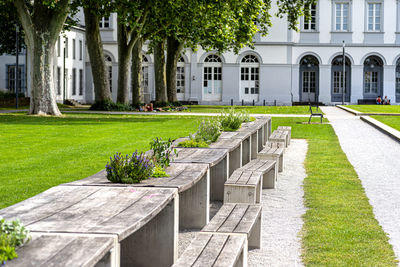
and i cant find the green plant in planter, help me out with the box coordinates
[218,108,251,131]
[177,139,209,148]
[151,165,169,178]
[106,152,154,184]
[0,219,31,263]
[193,119,221,144]
[149,138,177,169]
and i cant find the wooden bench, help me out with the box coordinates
[269,130,288,148]
[0,186,179,267]
[265,141,285,149]
[209,138,243,176]
[309,104,323,124]
[220,130,252,166]
[224,169,262,204]
[8,233,119,267]
[173,148,228,201]
[202,203,262,249]
[258,146,284,172]
[277,126,291,145]
[173,233,247,267]
[66,162,210,229]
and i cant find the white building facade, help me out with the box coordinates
[2,0,400,105]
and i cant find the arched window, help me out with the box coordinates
[204,54,222,63]
[177,56,185,96]
[240,54,260,101]
[104,54,113,92]
[299,55,319,102]
[363,56,383,98]
[203,54,222,101]
[241,55,259,63]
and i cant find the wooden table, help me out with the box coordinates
[173,148,228,201]
[209,138,242,176]
[219,131,252,166]
[0,186,178,267]
[66,163,210,229]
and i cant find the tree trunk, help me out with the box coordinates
[131,38,143,107]
[13,0,69,116]
[166,37,184,103]
[28,33,61,116]
[84,7,111,103]
[154,39,167,103]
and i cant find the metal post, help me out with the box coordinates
[242,99,244,106]
[63,38,66,104]
[263,99,265,106]
[342,41,345,105]
[252,99,255,106]
[15,25,19,109]
[231,99,233,106]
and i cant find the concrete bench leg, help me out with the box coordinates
[248,212,262,249]
[121,195,178,267]
[229,146,242,177]
[224,179,261,204]
[242,137,251,166]
[258,154,283,173]
[180,171,210,229]
[251,132,257,160]
[95,237,120,267]
[235,239,248,267]
[279,154,283,172]
[262,164,277,189]
[257,128,263,153]
[210,155,228,201]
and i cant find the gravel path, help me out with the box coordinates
[321,106,400,262]
[248,139,308,267]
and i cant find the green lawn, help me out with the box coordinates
[272,118,397,266]
[371,116,400,131]
[0,113,202,209]
[184,105,317,114]
[347,105,400,114]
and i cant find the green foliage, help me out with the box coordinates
[0,219,31,263]
[149,137,176,169]
[106,151,153,184]
[151,165,169,178]
[89,100,134,111]
[218,108,250,131]
[192,119,221,144]
[177,139,209,148]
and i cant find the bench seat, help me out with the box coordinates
[277,126,291,145]
[258,146,284,172]
[269,130,288,148]
[173,233,247,267]
[240,159,278,189]
[202,203,262,249]
[224,170,262,204]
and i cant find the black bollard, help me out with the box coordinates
[263,99,265,106]
[242,99,244,106]
[252,99,255,106]
[231,99,233,106]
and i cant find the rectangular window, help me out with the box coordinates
[65,37,68,58]
[79,69,83,96]
[64,68,69,96]
[303,4,317,30]
[142,66,149,92]
[57,67,61,95]
[364,71,378,93]
[79,40,83,61]
[72,68,76,95]
[368,3,381,31]
[396,70,400,95]
[57,36,61,57]
[108,66,112,92]
[176,67,185,93]
[7,65,23,93]
[100,17,110,28]
[333,71,347,94]
[335,3,349,31]
[72,39,76,59]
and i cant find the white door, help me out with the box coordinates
[176,66,185,101]
[203,66,222,101]
[302,71,316,102]
[241,66,259,102]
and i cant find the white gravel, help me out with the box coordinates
[248,139,308,267]
[321,106,400,262]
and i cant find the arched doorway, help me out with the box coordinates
[363,56,383,99]
[203,54,222,101]
[176,56,185,101]
[240,54,260,102]
[299,55,319,102]
[331,56,351,102]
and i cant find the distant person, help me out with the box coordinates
[383,96,391,105]
[376,96,382,105]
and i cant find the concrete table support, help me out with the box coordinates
[224,170,262,204]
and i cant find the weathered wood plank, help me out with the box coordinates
[192,234,228,267]
[209,138,242,151]
[7,233,116,267]
[0,186,177,242]
[173,148,228,167]
[213,235,247,267]
[241,159,275,173]
[217,205,249,233]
